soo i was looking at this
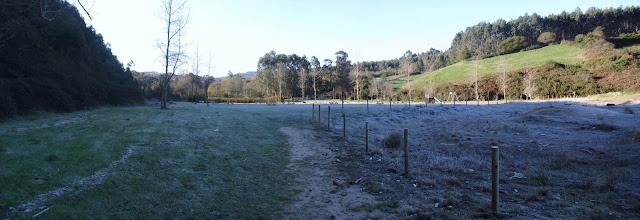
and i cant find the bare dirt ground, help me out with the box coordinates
[290,100,640,219]
[280,127,385,219]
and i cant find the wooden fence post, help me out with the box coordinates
[365,121,369,153]
[404,128,409,176]
[328,106,331,130]
[491,146,499,213]
[342,113,346,137]
[312,104,315,121]
[318,105,321,124]
[389,97,392,111]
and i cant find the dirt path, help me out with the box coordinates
[8,145,136,216]
[0,115,97,134]
[279,127,383,219]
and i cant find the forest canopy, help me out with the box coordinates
[0,0,142,119]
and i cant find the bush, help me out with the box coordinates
[538,32,557,44]
[46,152,58,161]
[588,26,606,40]
[498,36,528,54]
[382,132,403,149]
[569,27,615,49]
[624,107,634,114]
[207,96,280,103]
[616,31,640,40]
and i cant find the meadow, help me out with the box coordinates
[1,103,310,218]
[401,45,585,89]
[1,99,639,219]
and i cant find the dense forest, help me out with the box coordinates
[450,6,640,61]
[0,0,141,119]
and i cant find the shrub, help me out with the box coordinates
[498,36,528,54]
[624,107,634,114]
[523,44,543,51]
[46,152,58,161]
[616,31,640,40]
[588,26,607,40]
[382,132,403,149]
[538,32,557,45]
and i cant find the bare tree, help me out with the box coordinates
[523,71,536,100]
[422,55,435,101]
[498,62,508,102]
[401,55,415,104]
[368,78,380,100]
[383,81,393,102]
[191,45,201,102]
[206,50,213,101]
[474,60,479,105]
[40,0,94,21]
[157,0,189,109]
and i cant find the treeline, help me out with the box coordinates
[252,50,395,102]
[450,6,640,61]
[133,71,214,102]
[0,0,142,119]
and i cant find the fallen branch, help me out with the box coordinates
[32,207,50,218]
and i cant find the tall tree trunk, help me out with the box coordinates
[475,65,479,103]
[313,77,317,102]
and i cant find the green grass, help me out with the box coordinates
[387,74,423,89]
[0,103,312,218]
[392,45,585,90]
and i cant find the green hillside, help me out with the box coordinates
[404,45,585,89]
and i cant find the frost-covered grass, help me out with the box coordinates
[0,103,315,218]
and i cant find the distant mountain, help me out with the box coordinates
[215,71,257,81]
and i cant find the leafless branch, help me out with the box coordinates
[75,0,93,20]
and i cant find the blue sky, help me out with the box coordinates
[82,0,636,77]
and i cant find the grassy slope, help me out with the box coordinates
[397,45,585,90]
[0,103,313,218]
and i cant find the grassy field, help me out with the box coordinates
[394,45,585,90]
[1,100,639,218]
[0,103,315,218]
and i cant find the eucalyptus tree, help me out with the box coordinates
[334,50,351,99]
[310,56,321,101]
[297,55,311,100]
